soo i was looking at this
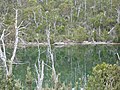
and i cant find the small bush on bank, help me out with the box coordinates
[86,62,120,90]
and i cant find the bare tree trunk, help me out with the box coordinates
[8,9,19,76]
[84,0,87,20]
[70,7,73,23]
[33,11,38,28]
[46,24,59,88]
[110,0,112,10]
[35,40,44,90]
[98,26,101,36]
[0,29,8,78]
[117,53,120,61]
[117,8,120,23]
[0,9,26,78]
[35,60,44,90]
[53,21,57,42]
[77,4,81,18]
[0,9,20,89]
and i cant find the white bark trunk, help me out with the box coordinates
[84,0,87,20]
[0,29,8,78]
[77,4,81,18]
[117,8,120,23]
[70,7,73,22]
[46,24,58,87]
[117,53,120,61]
[33,11,38,27]
[35,60,44,90]
[35,40,44,90]
[8,9,19,76]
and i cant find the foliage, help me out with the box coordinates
[14,79,23,90]
[115,24,120,42]
[86,62,120,90]
[0,0,119,43]
[0,0,120,89]
[0,73,23,90]
[71,26,88,42]
[25,66,33,90]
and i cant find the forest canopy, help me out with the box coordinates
[0,0,120,44]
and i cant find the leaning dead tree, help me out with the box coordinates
[0,29,8,78]
[8,9,19,76]
[46,24,60,89]
[0,9,27,78]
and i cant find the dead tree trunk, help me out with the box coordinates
[8,9,19,76]
[0,29,8,78]
[35,40,44,90]
[0,9,27,78]
[46,24,59,89]
[117,8,120,23]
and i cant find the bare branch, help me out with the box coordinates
[33,11,38,27]
[18,21,24,28]
[18,37,26,44]
[117,53,120,61]
[46,24,59,88]
[10,9,19,63]
[0,29,7,60]
[18,22,30,30]
[40,60,44,81]
[35,39,45,90]
[108,27,115,34]
[35,64,39,75]
[44,63,52,70]
[8,9,19,76]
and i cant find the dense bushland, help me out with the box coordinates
[0,0,120,43]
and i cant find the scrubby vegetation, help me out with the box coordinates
[86,63,120,90]
[0,0,120,43]
[0,0,120,89]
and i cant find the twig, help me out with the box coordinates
[117,53,120,61]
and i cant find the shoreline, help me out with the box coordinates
[5,41,120,48]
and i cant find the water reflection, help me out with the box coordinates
[52,45,119,87]
[13,45,119,88]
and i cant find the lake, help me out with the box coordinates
[12,44,120,89]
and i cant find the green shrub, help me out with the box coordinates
[86,62,120,90]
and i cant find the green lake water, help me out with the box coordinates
[12,44,120,88]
